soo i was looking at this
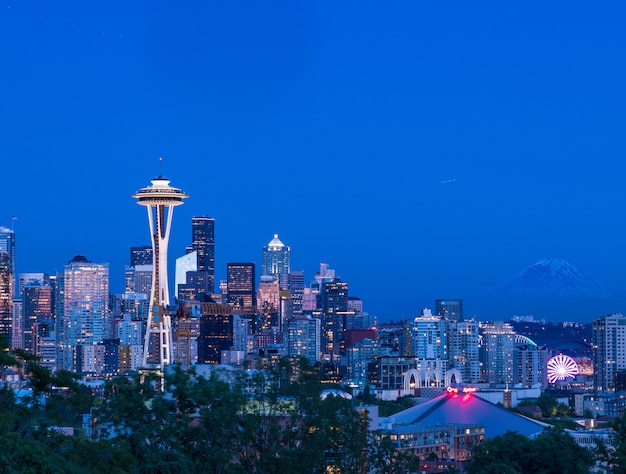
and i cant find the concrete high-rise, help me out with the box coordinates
[447,320,481,383]
[133,174,188,369]
[513,345,549,389]
[479,321,516,385]
[593,313,626,392]
[191,216,215,294]
[56,255,110,373]
[286,315,320,363]
[408,311,448,360]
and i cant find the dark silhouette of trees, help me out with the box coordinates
[467,428,593,474]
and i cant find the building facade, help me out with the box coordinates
[480,321,516,385]
[447,320,481,384]
[286,315,320,363]
[593,313,626,392]
[262,234,290,289]
[191,216,215,294]
[435,299,463,322]
[226,262,256,310]
[320,278,348,360]
[0,227,16,297]
[56,255,110,373]
[0,252,12,346]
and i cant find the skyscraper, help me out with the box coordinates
[133,174,188,369]
[226,262,256,309]
[289,270,305,317]
[191,216,215,294]
[0,227,16,297]
[262,234,290,289]
[0,253,12,346]
[197,298,234,365]
[22,283,52,355]
[320,278,348,359]
[56,255,110,373]
[175,251,197,300]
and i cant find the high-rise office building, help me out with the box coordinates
[257,275,279,330]
[133,174,188,369]
[191,216,215,294]
[130,246,153,267]
[57,255,110,373]
[23,284,52,355]
[0,227,16,297]
[120,292,149,321]
[289,270,305,317]
[11,298,22,349]
[320,278,348,359]
[197,298,233,365]
[0,252,12,346]
[175,251,197,300]
[226,262,256,309]
[126,245,153,298]
[18,273,49,296]
[593,313,626,392]
[262,234,290,289]
[435,299,463,322]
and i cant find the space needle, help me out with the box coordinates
[133,163,188,370]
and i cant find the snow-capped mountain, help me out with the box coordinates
[484,258,616,298]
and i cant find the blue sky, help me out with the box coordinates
[1,1,625,322]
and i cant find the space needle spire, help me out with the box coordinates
[133,163,188,370]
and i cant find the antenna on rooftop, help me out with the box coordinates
[12,216,16,231]
[159,157,163,177]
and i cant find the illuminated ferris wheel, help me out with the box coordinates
[547,354,579,384]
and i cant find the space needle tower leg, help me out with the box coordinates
[133,171,188,372]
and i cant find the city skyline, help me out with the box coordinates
[2,2,626,322]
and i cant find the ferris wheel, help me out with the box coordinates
[547,354,579,384]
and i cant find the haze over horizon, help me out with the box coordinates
[2,2,625,323]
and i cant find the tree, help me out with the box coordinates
[467,428,593,474]
[609,413,626,473]
[536,393,559,418]
[368,434,420,474]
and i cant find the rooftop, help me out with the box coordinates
[385,389,551,438]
